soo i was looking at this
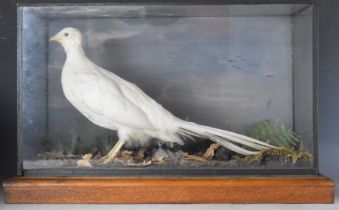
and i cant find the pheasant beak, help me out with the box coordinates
[49,34,62,42]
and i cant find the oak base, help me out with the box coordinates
[3,176,334,204]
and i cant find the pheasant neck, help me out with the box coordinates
[65,44,87,60]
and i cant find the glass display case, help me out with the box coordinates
[18,3,315,176]
[3,0,334,204]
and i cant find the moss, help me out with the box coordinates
[244,147,313,164]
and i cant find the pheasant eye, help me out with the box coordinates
[64,32,69,37]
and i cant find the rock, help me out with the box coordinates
[144,146,157,158]
[214,147,234,161]
[151,147,169,163]
[88,145,99,156]
[151,147,182,166]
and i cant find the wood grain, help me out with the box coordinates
[3,176,334,204]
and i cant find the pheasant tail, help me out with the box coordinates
[177,121,276,155]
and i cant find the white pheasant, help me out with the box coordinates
[50,27,276,164]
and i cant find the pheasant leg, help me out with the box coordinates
[100,139,125,164]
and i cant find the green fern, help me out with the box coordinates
[250,120,300,148]
[65,130,78,155]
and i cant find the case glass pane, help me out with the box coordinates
[18,4,315,176]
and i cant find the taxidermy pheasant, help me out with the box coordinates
[50,27,276,164]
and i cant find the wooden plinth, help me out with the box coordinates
[3,176,334,204]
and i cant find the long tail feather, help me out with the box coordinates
[178,121,276,155]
